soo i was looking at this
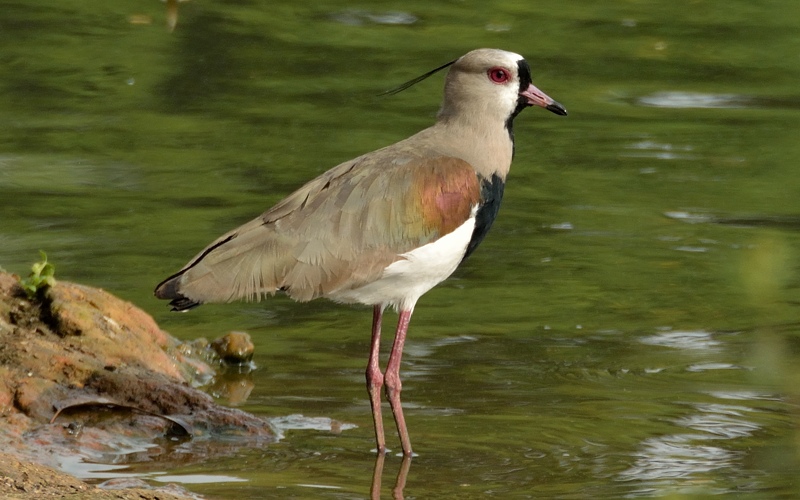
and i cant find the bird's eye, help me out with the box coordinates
[488,67,510,84]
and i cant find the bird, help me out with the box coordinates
[154,48,567,456]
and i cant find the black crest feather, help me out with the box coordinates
[378,58,457,96]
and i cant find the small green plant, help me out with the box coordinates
[20,251,56,300]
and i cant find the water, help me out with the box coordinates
[2,0,800,497]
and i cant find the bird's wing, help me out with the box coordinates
[154,153,482,308]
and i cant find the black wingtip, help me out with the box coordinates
[168,296,201,312]
[155,273,201,311]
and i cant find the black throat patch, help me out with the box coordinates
[505,59,534,158]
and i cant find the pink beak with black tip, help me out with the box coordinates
[520,82,568,116]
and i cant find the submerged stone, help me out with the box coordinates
[211,331,255,364]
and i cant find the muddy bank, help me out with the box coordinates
[0,451,197,499]
[0,271,273,497]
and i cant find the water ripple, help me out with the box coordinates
[639,330,721,351]
[686,362,748,372]
[269,414,357,441]
[618,394,764,495]
[676,413,760,439]
[620,435,738,482]
[637,91,748,109]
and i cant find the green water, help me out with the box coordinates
[2,0,800,497]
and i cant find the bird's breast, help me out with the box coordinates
[463,173,505,262]
[326,207,478,310]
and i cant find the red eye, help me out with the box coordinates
[488,67,510,84]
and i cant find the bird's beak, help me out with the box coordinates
[520,83,568,116]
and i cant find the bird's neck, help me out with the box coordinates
[424,113,514,180]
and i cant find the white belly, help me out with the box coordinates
[328,214,477,311]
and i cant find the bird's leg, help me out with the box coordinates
[385,309,413,456]
[366,304,387,454]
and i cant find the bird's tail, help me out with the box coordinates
[154,272,201,311]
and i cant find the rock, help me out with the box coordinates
[211,330,255,364]
[46,278,187,380]
[0,271,275,497]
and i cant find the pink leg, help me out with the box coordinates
[385,309,413,456]
[366,305,386,454]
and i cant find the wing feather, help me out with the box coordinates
[155,153,482,307]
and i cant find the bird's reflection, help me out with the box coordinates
[371,453,412,499]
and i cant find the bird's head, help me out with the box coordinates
[439,48,567,124]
